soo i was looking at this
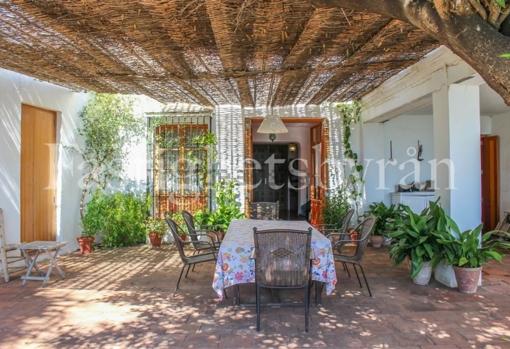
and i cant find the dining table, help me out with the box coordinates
[212,219,337,300]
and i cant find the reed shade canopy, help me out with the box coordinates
[0,1,438,107]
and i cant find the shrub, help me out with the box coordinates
[323,186,351,229]
[366,202,406,237]
[82,191,150,248]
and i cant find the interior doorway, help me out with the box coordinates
[20,104,57,242]
[481,135,499,231]
[252,143,299,220]
[245,117,328,222]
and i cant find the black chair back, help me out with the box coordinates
[253,228,312,288]
[353,216,377,261]
[166,218,188,263]
[182,210,201,248]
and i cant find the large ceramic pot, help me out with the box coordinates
[412,261,432,286]
[149,232,162,248]
[77,236,94,255]
[454,266,482,294]
[370,235,384,248]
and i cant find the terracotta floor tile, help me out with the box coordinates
[0,245,509,348]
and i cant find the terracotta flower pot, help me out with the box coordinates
[149,232,162,248]
[371,235,384,248]
[454,266,482,294]
[77,236,94,255]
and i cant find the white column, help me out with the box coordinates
[432,83,481,231]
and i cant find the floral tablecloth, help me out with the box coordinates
[212,219,337,299]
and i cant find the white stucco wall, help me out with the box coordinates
[362,114,434,206]
[0,68,89,251]
[492,111,510,217]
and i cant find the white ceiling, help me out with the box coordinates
[406,84,510,116]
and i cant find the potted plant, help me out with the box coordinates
[77,233,95,255]
[367,202,405,247]
[389,206,441,285]
[435,221,510,294]
[146,217,167,248]
[79,190,104,255]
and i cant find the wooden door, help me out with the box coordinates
[21,104,57,242]
[310,121,328,226]
[481,135,499,231]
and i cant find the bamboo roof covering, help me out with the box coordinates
[0,1,438,107]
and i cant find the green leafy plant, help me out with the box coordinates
[145,217,168,238]
[82,190,150,248]
[367,202,406,237]
[433,219,510,268]
[389,206,442,278]
[500,53,510,59]
[200,179,244,232]
[323,186,351,229]
[75,93,142,219]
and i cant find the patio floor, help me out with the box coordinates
[0,246,509,349]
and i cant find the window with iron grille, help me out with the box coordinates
[147,114,212,218]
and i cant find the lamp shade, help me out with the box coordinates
[256,115,288,134]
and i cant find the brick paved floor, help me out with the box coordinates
[0,245,509,348]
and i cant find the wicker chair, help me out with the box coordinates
[253,227,312,332]
[250,202,279,220]
[326,216,376,297]
[495,212,510,238]
[166,218,217,292]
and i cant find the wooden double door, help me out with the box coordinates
[20,104,57,242]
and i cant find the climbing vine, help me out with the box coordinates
[336,101,364,217]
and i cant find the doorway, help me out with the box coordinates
[245,117,328,222]
[20,104,57,242]
[481,135,499,231]
[252,143,299,220]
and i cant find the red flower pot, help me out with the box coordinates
[149,232,162,248]
[77,236,94,255]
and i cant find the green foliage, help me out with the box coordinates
[495,0,507,8]
[433,220,510,268]
[77,93,142,219]
[336,101,364,214]
[500,53,510,59]
[389,205,443,278]
[145,217,168,237]
[323,186,351,229]
[198,179,244,232]
[82,191,150,247]
[367,202,406,237]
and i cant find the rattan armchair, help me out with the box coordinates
[166,218,217,292]
[326,216,376,297]
[253,227,312,332]
[250,202,279,220]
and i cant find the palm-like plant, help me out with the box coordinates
[367,202,405,237]
[389,206,442,278]
[433,219,510,268]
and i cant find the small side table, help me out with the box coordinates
[19,241,66,285]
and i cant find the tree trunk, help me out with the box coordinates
[313,0,510,105]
